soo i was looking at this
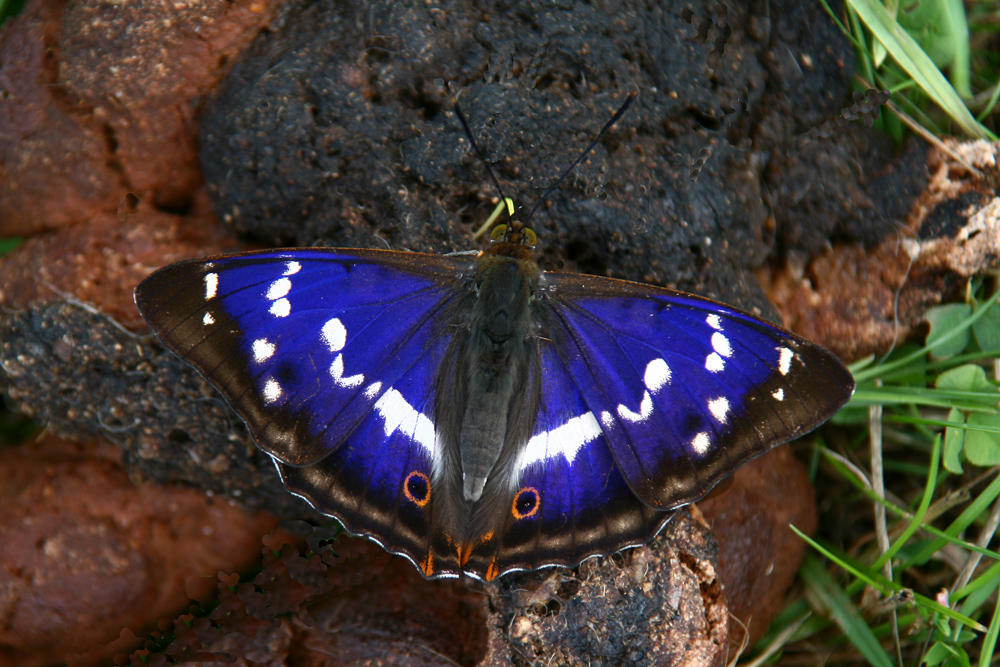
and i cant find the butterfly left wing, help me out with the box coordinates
[135,248,475,467]
[135,247,482,576]
[540,272,854,511]
[275,327,465,578]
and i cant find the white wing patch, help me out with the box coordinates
[644,358,671,391]
[690,431,711,455]
[204,273,219,300]
[321,318,348,352]
[262,378,282,404]
[318,318,364,387]
[517,411,603,472]
[252,338,275,363]
[330,354,364,388]
[373,388,438,463]
[283,261,302,276]
[712,332,732,357]
[778,346,795,375]
[618,391,653,422]
[705,352,725,373]
[707,396,730,424]
[266,277,292,300]
[202,312,215,326]
[706,332,732,373]
[269,298,291,318]
[616,358,670,424]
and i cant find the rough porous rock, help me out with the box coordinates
[483,510,726,667]
[0,0,286,236]
[0,436,281,667]
[762,139,1000,359]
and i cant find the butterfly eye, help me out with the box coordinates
[404,471,431,508]
[490,224,507,241]
[522,227,538,246]
[511,487,540,519]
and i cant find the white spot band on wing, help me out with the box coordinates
[373,388,438,461]
[518,411,603,471]
[202,312,215,326]
[252,338,275,363]
[706,314,722,330]
[283,261,302,276]
[204,273,218,300]
[266,277,292,300]
[321,318,348,352]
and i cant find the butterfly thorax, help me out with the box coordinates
[455,247,541,503]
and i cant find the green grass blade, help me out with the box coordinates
[794,527,987,632]
[871,436,940,571]
[799,555,895,667]
[844,0,993,138]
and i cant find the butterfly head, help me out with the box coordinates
[490,221,537,248]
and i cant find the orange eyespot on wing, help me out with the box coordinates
[404,470,431,507]
[512,486,540,520]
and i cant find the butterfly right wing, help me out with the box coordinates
[462,338,669,580]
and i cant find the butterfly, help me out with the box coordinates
[134,100,854,581]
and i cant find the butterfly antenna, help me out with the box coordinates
[454,101,512,217]
[523,91,636,228]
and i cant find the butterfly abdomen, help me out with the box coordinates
[454,253,540,504]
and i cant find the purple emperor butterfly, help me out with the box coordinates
[134,97,853,580]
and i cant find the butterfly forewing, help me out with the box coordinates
[545,272,854,510]
[134,248,475,468]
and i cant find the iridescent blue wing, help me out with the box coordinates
[135,248,473,467]
[275,327,462,577]
[134,248,476,574]
[539,272,854,510]
[463,345,668,579]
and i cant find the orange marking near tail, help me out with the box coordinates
[458,530,495,567]
[421,552,434,577]
[485,558,500,581]
[458,542,473,566]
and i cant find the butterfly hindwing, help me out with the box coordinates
[464,340,668,579]
[134,248,475,468]
[276,325,461,577]
[543,272,854,510]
